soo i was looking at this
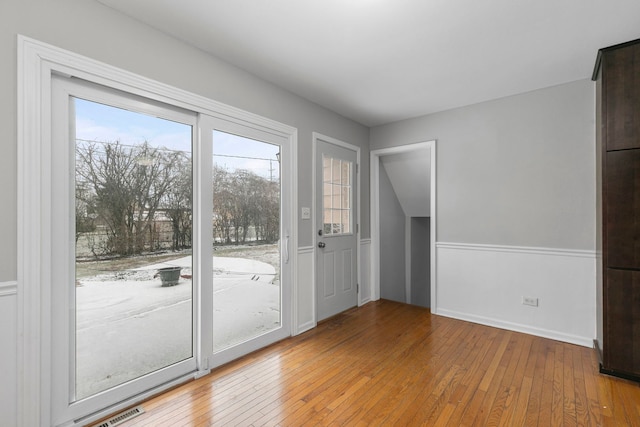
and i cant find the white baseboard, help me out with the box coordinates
[359,297,373,306]
[296,321,316,335]
[436,242,596,347]
[437,308,593,347]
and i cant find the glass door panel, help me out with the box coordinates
[73,97,194,400]
[212,130,281,352]
[51,76,292,426]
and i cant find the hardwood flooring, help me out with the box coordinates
[107,300,640,426]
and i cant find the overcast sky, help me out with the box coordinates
[74,97,280,179]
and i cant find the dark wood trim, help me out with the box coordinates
[592,38,640,81]
[599,364,640,383]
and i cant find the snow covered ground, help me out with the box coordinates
[75,255,279,399]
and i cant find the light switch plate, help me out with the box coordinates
[301,207,311,220]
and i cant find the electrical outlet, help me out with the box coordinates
[522,296,539,307]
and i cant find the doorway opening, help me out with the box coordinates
[370,141,436,311]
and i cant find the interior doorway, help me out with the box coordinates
[370,141,436,311]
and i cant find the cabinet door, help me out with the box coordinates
[606,150,640,268]
[604,43,640,151]
[604,269,640,375]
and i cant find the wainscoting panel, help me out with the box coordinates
[294,247,315,335]
[436,243,596,347]
[359,239,372,305]
[0,281,17,427]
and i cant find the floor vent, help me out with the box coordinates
[94,406,145,427]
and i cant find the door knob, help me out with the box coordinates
[318,241,326,248]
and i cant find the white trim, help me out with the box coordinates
[359,239,372,305]
[17,34,49,427]
[66,372,194,427]
[370,141,437,311]
[296,322,316,335]
[437,308,593,347]
[436,242,596,258]
[312,132,362,319]
[0,281,17,297]
[289,133,300,338]
[294,246,315,334]
[17,35,298,427]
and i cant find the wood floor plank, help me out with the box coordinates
[581,347,604,426]
[552,342,565,426]
[563,342,578,426]
[522,338,547,426]
[89,300,640,427]
[572,345,590,426]
[537,342,556,426]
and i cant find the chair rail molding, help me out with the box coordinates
[0,280,17,297]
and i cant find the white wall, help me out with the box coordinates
[1,0,370,422]
[371,80,595,250]
[0,0,370,283]
[410,217,430,308]
[371,80,597,345]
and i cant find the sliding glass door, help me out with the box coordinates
[203,117,291,369]
[51,77,198,424]
[50,78,291,425]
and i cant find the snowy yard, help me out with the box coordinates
[75,252,279,399]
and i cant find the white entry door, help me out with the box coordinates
[316,140,358,320]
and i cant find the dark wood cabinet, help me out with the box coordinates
[594,39,640,381]
[606,150,640,269]
[603,43,640,151]
[604,269,640,375]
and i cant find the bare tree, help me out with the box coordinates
[211,165,279,245]
[76,140,182,256]
[75,181,96,243]
[164,154,192,250]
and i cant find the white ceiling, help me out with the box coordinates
[98,0,640,127]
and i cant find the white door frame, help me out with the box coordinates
[312,132,362,322]
[17,35,298,427]
[370,141,437,312]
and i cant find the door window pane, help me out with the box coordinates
[322,155,352,236]
[212,130,281,352]
[74,98,193,400]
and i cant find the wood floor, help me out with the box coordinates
[108,300,640,426]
